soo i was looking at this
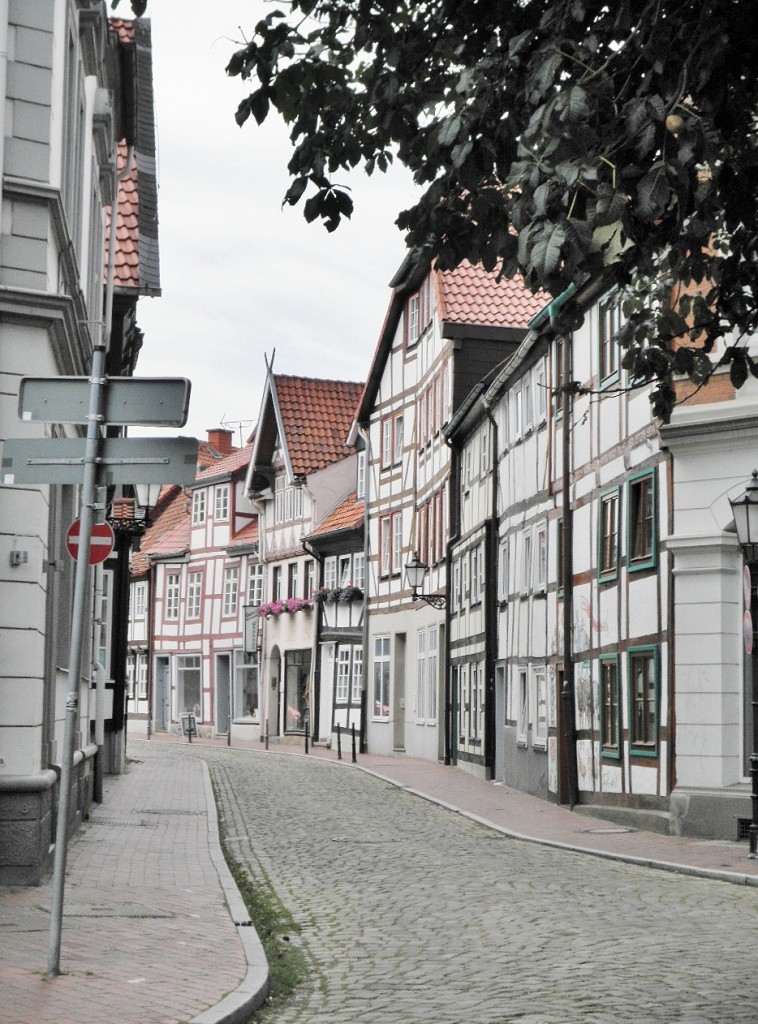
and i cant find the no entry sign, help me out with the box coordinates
[66,519,115,564]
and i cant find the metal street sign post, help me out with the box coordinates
[2,368,198,977]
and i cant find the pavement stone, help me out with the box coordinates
[4,732,758,1023]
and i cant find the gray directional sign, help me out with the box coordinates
[2,436,199,486]
[19,377,191,427]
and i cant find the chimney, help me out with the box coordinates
[207,428,234,455]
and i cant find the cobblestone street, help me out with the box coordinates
[156,743,758,1024]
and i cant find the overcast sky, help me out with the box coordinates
[131,1,419,445]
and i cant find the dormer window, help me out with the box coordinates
[404,274,433,347]
[192,489,206,526]
[215,483,229,522]
[274,475,304,524]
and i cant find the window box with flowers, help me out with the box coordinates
[259,597,313,618]
[312,583,364,604]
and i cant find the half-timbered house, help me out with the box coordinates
[304,490,366,748]
[245,367,364,743]
[128,432,260,739]
[352,257,544,763]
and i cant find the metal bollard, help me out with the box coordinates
[351,723,357,763]
[336,723,342,760]
[264,720,269,750]
[304,713,309,755]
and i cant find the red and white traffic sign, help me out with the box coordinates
[66,519,115,564]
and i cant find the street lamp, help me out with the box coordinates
[405,552,447,610]
[729,470,758,858]
[135,481,163,524]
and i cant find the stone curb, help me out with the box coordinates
[189,761,270,1024]
[353,764,758,890]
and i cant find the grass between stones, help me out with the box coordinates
[213,793,311,1019]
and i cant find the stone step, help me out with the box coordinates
[574,803,671,835]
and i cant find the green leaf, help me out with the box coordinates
[529,222,566,278]
[438,116,462,147]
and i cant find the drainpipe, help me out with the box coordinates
[558,326,579,808]
[302,537,321,743]
[484,404,500,779]
[443,433,461,767]
[357,424,371,753]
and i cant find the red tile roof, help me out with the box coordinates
[437,261,548,327]
[109,18,135,43]
[274,376,364,476]
[197,443,251,482]
[105,142,139,290]
[308,491,364,539]
[130,485,189,576]
[228,518,259,549]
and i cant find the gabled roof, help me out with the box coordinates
[305,491,364,542]
[355,258,549,424]
[247,368,364,491]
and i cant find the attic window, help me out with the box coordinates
[405,274,433,347]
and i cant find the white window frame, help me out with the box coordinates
[187,570,202,619]
[176,653,202,720]
[533,667,547,747]
[427,627,438,723]
[247,564,263,606]
[517,667,529,745]
[223,565,239,617]
[192,489,206,526]
[137,652,148,699]
[351,646,363,704]
[381,417,393,468]
[324,556,338,589]
[536,357,548,422]
[393,413,404,464]
[357,449,367,499]
[536,524,547,590]
[165,572,180,620]
[336,646,351,703]
[215,483,230,522]
[134,580,146,619]
[498,537,509,602]
[380,516,391,577]
[521,531,533,593]
[392,512,403,576]
[373,635,390,718]
[416,629,427,722]
[353,552,365,590]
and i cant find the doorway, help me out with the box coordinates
[393,633,406,751]
[216,653,231,734]
[154,656,170,732]
[494,663,506,782]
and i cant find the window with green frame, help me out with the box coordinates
[600,656,621,758]
[627,470,656,572]
[598,488,620,581]
[628,647,658,756]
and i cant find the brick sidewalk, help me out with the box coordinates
[0,748,267,1024]
[3,732,756,1024]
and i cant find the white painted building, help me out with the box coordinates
[0,4,156,883]
[354,256,544,762]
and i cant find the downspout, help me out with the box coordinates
[483,403,500,779]
[558,325,579,808]
[146,561,156,736]
[443,432,461,767]
[357,424,371,753]
[302,537,321,743]
[94,145,134,792]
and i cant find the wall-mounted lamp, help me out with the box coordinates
[729,469,758,859]
[405,552,447,609]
